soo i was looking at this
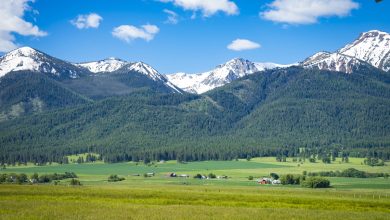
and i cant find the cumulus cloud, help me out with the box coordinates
[71,13,103,29]
[227,39,261,51]
[0,0,47,52]
[261,0,359,25]
[164,9,179,24]
[112,24,160,42]
[159,0,239,17]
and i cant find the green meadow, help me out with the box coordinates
[1,157,390,219]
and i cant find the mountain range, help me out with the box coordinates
[0,30,389,164]
[0,30,389,95]
[166,59,293,94]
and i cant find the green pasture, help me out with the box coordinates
[1,157,389,190]
[1,157,390,219]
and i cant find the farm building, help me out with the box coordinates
[145,173,155,177]
[257,177,281,185]
[258,178,272,184]
[178,174,189,178]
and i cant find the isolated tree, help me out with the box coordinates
[193,174,202,179]
[208,173,216,179]
[270,173,279,180]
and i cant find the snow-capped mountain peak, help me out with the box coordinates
[213,58,260,79]
[338,30,390,71]
[7,46,38,57]
[126,62,166,82]
[167,58,291,94]
[302,30,390,73]
[113,61,180,93]
[0,47,81,79]
[77,58,128,73]
[0,47,44,77]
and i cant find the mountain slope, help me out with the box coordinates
[77,59,182,94]
[0,48,182,114]
[301,52,366,74]
[167,58,291,94]
[62,70,182,99]
[220,66,390,148]
[0,71,90,121]
[1,66,389,163]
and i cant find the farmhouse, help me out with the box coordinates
[258,178,272,184]
[178,174,189,178]
[145,173,155,177]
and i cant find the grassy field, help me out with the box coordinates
[1,157,389,219]
[0,184,389,219]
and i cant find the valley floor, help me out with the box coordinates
[0,157,389,219]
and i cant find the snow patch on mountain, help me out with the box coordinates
[77,58,182,93]
[302,52,364,74]
[77,58,127,73]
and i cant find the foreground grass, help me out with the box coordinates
[0,184,389,220]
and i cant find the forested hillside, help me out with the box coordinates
[1,66,389,164]
[0,71,90,121]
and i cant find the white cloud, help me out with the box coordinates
[261,0,359,25]
[227,39,261,51]
[112,24,160,42]
[164,9,179,24]
[71,13,103,29]
[0,0,47,52]
[159,0,239,17]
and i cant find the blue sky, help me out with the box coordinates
[1,0,390,73]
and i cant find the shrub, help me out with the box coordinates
[364,158,385,166]
[341,168,367,178]
[308,168,387,178]
[193,174,202,179]
[108,174,125,182]
[16,173,28,184]
[302,177,330,188]
[322,157,331,164]
[70,179,81,186]
[248,176,254,180]
[280,174,305,185]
